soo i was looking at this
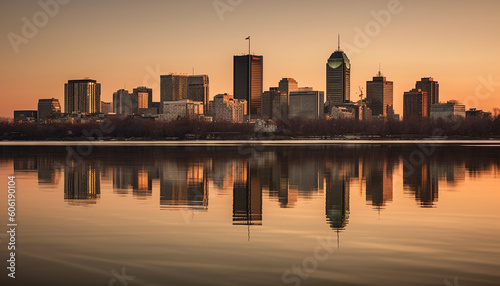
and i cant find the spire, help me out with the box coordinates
[377,63,383,77]
[338,34,341,51]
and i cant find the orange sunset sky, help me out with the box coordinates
[0,0,499,119]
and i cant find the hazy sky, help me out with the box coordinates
[1,0,499,118]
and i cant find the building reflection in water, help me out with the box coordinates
[365,156,394,211]
[113,166,153,198]
[233,161,262,225]
[403,159,439,208]
[325,161,351,231]
[160,160,208,210]
[64,161,101,206]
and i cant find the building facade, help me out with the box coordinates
[37,98,61,122]
[160,74,189,112]
[233,55,263,117]
[366,71,393,117]
[403,89,429,120]
[326,49,350,106]
[289,91,325,120]
[14,110,37,123]
[278,78,299,97]
[430,102,466,121]
[416,77,439,113]
[100,101,112,114]
[113,89,136,115]
[187,75,209,113]
[160,99,204,121]
[64,79,101,114]
[213,93,246,123]
[133,86,153,110]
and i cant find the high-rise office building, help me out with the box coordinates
[326,44,351,106]
[366,71,394,117]
[160,74,188,112]
[278,78,299,97]
[133,86,153,109]
[113,89,136,115]
[403,89,429,120]
[64,79,101,113]
[37,98,61,122]
[416,77,439,112]
[234,55,263,116]
[187,75,209,113]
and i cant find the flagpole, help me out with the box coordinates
[248,36,251,55]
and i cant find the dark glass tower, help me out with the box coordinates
[233,55,263,116]
[326,44,350,106]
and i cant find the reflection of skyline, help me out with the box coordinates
[160,160,208,210]
[64,162,101,205]
[6,146,498,215]
[233,162,262,225]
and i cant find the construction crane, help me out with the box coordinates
[358,87,364,102]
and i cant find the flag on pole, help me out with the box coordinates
[245,36,250,40]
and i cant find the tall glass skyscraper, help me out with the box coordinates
[233,55,263,116]
[326,47,351,106]
[64,79,101,114]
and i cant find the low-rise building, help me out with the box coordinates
[159,99,204,121]
[38,98,61,123]
[14,110,38,123]
[430,102,466,121]
[212,93,246,123]
[289,91,324,120]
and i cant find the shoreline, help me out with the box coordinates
[1,140,500,146]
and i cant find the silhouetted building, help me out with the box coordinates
[416,77,439,113]
[160,74,188,112]
[233,55,263,116]
[37,98,61,123]
[326,44,350,106]
[289,91,325,120]
[113,89,136,115]
[466,108,492,119]
[261,87,287,120]
[100,101,112,114]
[187,75,209,113]
[366,71,393,117]
[403,89,428,120]
[278,78,299,97]
[14,110,37,123]
[64,79,101,113]
[133,86,153,110]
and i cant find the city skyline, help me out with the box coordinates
[1,0,499,118]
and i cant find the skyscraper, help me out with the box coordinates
[278,78,299,97]
[64,79,101,113]
[187,75,209,113]
[326,41,351,106]
[366,70,394,117]
[133,86,153,110]
[113,89,136,115]
[234,55,263,116]
[416,77,439,112]
[160,74,188,112]
[403,89,429,120]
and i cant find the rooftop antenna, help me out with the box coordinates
[338,34,341,51]
[378,63,383,77]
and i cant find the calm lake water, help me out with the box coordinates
[0,145,499,286]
